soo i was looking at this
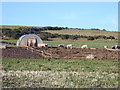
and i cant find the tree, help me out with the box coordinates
[102,29,106,31]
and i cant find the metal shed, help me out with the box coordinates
[16,34,43,47]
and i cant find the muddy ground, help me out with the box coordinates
[1,47,119,60]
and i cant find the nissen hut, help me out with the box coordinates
[16,34,43,47]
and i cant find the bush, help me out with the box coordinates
[38,64,44,68]
[42,67,51,71]
[61,35,70,40]
[106,36,115,39]
[70,35,78,40]
[87,36,95,40]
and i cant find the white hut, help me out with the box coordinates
[16,34,43,47]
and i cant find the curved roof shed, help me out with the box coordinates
[16,34,43,47]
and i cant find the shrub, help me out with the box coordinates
[70,35,78,40]
[38,64,44,68]
[61,35,70,40]
[106,36,115,39]
[87,36,95,40]
[42,67,51,71]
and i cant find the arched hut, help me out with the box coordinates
[16,34,43,47]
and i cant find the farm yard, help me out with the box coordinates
[0,25,119,88]
[1,39,119,61]
[1,39,119,88]
[1,0,119,88]
[2,46,119,60]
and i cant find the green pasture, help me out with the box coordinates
[2,58,118,88]
[2,58,118,73]
[44,40,118,48]
[2,39,17,43]
[1,39,118,48]
[0,40,17,47]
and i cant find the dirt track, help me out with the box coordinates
[1,47,119,60]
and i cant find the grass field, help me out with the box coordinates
[2,58,118,88]
[0,40,17,47]
[2,40,17,43]
[1,25,119,88]
[1,25,119,38]
[1,25,119,40]
[1,25,41,29]
[2,58,118,73]
[1,39,119,88]
[43,29,119,39]
[1,39,118,48]
[44,39,118,48]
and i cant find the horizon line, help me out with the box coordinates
[0,24,119,32]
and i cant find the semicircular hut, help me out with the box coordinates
[16,34,43,47]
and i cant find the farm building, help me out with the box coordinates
[16,34,43,47]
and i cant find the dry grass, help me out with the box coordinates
[43,29,119,39]
[2,58,118,88]
[2,71,118,88]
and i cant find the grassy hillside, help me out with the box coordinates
[1,25,119,39]
[43,29,119,39]
[1,25,42,29]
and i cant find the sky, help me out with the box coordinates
[1,2,118,31]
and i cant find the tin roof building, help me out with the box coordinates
[16,34,43,47]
